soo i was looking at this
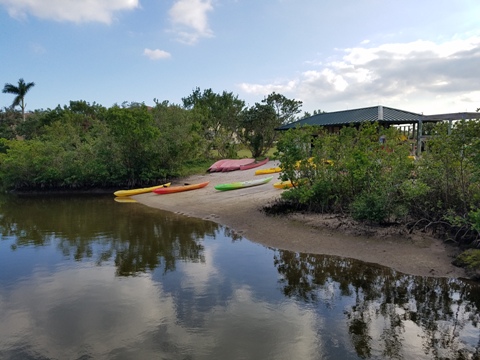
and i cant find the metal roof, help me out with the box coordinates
[277,105,423,130]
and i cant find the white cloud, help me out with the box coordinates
[168,0,214,44]
[144,48,172,60]
[0,0,139,24]
[238,36,480,114]
[238,80,297,97]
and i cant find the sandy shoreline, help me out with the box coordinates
[133,160,466,279]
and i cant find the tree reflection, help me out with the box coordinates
[273,250,480,359]
[0,194,218,275]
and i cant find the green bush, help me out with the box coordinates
[350,190,389,223]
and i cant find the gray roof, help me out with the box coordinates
[277,105,423,130]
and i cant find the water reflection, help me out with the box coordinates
[274,251,480,358]
[0,194,219,275]
[0,194,479,359]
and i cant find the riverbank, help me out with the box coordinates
[133,160,466,279]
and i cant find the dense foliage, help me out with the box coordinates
[275,121,480,246]
[0,89,300,191]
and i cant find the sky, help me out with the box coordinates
[1,0,480,116]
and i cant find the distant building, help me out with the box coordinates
[276,105,479,156]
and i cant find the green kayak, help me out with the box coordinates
[214,176,273,191]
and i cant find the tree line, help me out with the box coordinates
[0,84,302,190]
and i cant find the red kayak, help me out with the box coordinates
[221,159,255,172]
[207,158,254,172]
[207,159,229,173]
[239,157,269,171]
[153,181,209,194]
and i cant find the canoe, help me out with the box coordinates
[114,182,171,197]
[239,157,269,171]
[214,176,273,191]
[255,167,281,175]
[207,158,254,172]
[221,159,255,172]
[153,181,209,194]
[207,159,229,172]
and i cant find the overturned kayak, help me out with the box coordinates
[221,159,256,172]
[207,159,254,172]
[214,176,273,191]
[153,181,209,194]
[239,157,269,171]
[114,182,171,197]
[207,159,229,172]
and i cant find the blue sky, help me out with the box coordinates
[1,0,479,115]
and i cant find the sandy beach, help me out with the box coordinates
[133,160,466,279]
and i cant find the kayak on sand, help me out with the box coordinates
[214,176,273,191]
[153,181,209,194]
[114,182,171,197]
[207,159,254,172]
[239,157,269,171]
[255,167,281,175]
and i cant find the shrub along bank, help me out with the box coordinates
[0,101,208,190]
[273,122,480,275]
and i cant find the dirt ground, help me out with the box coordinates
[133,160,466,279]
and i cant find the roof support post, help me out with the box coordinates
[416,119,423,157]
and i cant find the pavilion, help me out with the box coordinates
[276,105,479,156]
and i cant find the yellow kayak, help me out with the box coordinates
[114,182,171,197]
[273,180,293,189]
[273,178,308,189]
[255,167,281,175]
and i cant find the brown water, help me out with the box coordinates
[0,194,479,359]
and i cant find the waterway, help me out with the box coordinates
[0,194,479,359]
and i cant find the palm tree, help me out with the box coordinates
[2,78,35,121]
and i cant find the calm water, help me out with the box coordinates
[1,194,479,360]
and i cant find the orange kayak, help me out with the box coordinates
[153,181,209,194]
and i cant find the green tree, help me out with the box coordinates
[152,100,205,175]
[300,109,324,119]
[2,78,35,121]
[239,103,278,158]
[182,87,245,158]
[262,92,302,125]
[0,107,19,140]
[106,103,163,186]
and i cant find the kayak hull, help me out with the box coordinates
[153,181,209,194]
[207,159,254,172]
[273,179,307,189]
[114,182,171,197]
[215,176,273,191]
[255,167,281,175]
[239,157,269,171]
